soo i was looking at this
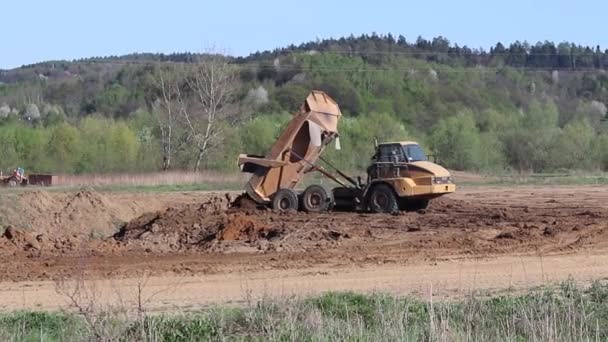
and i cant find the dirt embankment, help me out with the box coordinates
[0,189,233,257]
[0,188,125,256]
[8,188,142,237]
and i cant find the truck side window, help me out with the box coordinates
[377,144,405,162]
[391,145,405,162]
[378,145,393,162]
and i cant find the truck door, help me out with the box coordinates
[375,144,405,179]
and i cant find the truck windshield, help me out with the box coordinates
[403,144,428,162]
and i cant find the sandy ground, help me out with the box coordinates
[2,252,607,312]
[0,184,607,312]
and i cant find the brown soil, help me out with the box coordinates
[1,188,226,237]
[109,191,608,258]
[17,188,127,237]
[229,193,262,210]
[0,186,607,284]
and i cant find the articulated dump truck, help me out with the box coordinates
[238,90,456,213]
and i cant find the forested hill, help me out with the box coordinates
[1,34,608,174]
[241,34,608,69]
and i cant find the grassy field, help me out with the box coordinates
[54,172,246,192]
[1,281,607,341]
[0,172,245,193]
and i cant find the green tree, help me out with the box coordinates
[324,112,411,170]
[0,124,19,172]
[593,133,608,170]
[429,112,483,171]
[522,100,559,130]
[239,113,291,155]
[274,84,310,112]
[109,122,140,172]
[46,124,79,173]
[551,120,595,170]
[501,128,560,172]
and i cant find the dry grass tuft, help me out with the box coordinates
[55,171,246,187]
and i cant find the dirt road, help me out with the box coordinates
[2,252,607,312]
[0,185,607,312]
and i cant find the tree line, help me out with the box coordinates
[242,34,608,70]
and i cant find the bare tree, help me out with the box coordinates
[151,64,191,170]
[151,55,242,171]
[184,55,239,171]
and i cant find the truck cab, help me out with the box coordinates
[364,141,456,212]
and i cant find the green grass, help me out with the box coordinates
[2,280,608,341]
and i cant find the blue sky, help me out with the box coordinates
[2,0,606,69]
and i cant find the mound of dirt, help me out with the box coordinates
[114,194,358,253]
[18,190,57,214]
[218,214,270,241]
[114,202,285,253]
[15,188,151,237]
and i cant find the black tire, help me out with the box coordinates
[271,188,299,212]
[301,185,330,213]
[368,184,399,213]
[7,178,18,188]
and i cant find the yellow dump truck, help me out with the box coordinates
[238,90,455,213]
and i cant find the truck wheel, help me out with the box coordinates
[301,185,330,212]
[368,184,398,213]
[272,189,299,212]
[7,178,18,188]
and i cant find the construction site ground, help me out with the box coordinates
[1,184,607,312]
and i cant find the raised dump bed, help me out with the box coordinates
[238,90,342,208]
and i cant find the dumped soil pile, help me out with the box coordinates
[114,195,252,252]
[114,195,353,253]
